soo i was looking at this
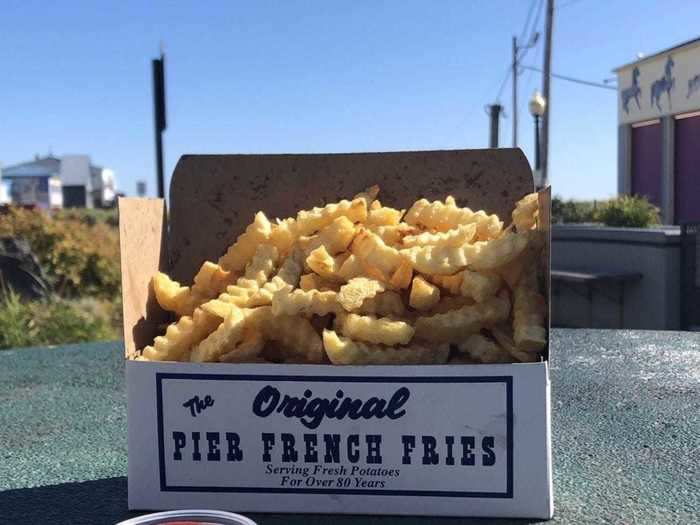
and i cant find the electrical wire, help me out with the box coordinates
[557,0,585,9]
[521,65,617,90]
[493,63,513,103]
[518,0,545,61]
[518,0,539,46]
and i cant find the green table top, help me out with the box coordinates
[1,329,698,525]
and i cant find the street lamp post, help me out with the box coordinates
[528,90,546,188]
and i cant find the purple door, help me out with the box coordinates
[675,114,700,224]
[631,122,662,208]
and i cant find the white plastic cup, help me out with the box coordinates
[115,509,258,525]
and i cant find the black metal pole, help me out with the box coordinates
[489,104,502,148]
[534,114,541,171]
[154,110,164,199]
[152,54,166,199]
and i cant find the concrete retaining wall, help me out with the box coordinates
[551,225,680,330]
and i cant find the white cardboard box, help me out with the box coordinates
[120,149,553,518]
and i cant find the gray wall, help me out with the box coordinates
[552,225,680,330]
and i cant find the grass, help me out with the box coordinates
[0,289,120,350]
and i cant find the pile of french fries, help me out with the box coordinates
[136,187,546,365]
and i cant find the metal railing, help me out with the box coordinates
[681,223,700,330]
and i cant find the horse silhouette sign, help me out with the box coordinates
[650,56,675,112]
[616,41,700,124]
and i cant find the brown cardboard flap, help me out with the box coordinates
[168,149,534,281]
[537,187,552,362]
[119,198,169,358]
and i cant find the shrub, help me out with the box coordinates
[0,207,120,298]
[593,195,660,228]
[551,197,596,224]
[0,290,119,349]
[54,207,119,227]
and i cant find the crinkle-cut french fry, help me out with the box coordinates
[366,223,419,246]
[459,270,502,302]
[338,277,385,311]
[337,254,366,282]
[296,198,367,236]
[191,261,235,299]
[201,298,235,319]
[269,217,299,256]
[261,314,325,363]
[299,273,340,292]
[152,272,197,316]
[322,330,449,365]
[351,229,404,278]
[218,211,273,272]
[319,216,357,254]
[513,270,547,352]
[142,316,194,361]
[335,312,415,345]
[217,244,280,306]
[190,307,250,362]
[491,325,539,362]
[414,295,510,342]
[401,232,528,275]
[272,288,342,316]
[428,295,475,315]
[512,193,539,232]
[404,197,503,240]
[306,245,348,282]
[400,244,468,275]
[427,272,463,294]
[143,307,221,362]
[244,244,280,287]
[409,276,441,311]
[299,216,356,257]
[367,206,404,226]
[456,334,512,363]
[218,330,265,363]
[497,230,545,288]
[356,290,406,317]
[252,249,304,306]
[389,259,413,289]
[402,223,477,248]
[353,185,380,208]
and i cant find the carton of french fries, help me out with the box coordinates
[122,150,553,519]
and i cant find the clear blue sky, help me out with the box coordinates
[1,1,698,200]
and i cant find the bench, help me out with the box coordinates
[551,269,643,328]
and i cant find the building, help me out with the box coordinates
[1,154,117,209]
[615,37,700,225]
[0,164,9,205]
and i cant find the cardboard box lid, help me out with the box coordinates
[167,149,534,281]
[120,148,545,358]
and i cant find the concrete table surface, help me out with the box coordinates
[1,329,698,525]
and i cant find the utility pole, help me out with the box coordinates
[152,47,167,199]
[541,0,554,188]
[512,36,518,147]
[488,104,502,148]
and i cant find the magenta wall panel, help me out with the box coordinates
[675,115,700,224]
[631,123,662,208]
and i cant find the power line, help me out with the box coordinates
[521,65,616,90]
[558,0,585,9]
[495,65,512,102]
[518,0,544,61]
[518,0,539,45]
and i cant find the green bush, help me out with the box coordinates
[0,207,120,298]
[54,207,119,227]
[593,195,660,228]
[0,290,119,349]
[551,197,596,224]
